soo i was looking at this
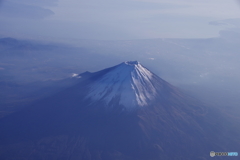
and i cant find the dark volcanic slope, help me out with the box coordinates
[0,62,239,160]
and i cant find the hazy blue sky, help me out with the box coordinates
[0,0,240,41]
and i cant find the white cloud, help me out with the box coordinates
[72,73,81,78]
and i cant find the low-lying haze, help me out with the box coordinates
[1,0,240,40]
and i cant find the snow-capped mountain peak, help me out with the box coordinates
[86,61,158,110]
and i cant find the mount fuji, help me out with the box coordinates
[86,61,157,109]
[84,61,171,111]
[0,61,238,160]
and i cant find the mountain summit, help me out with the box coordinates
[86,61,158,110]
[0,61,238,160]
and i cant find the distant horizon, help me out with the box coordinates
[0,31,231,47]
